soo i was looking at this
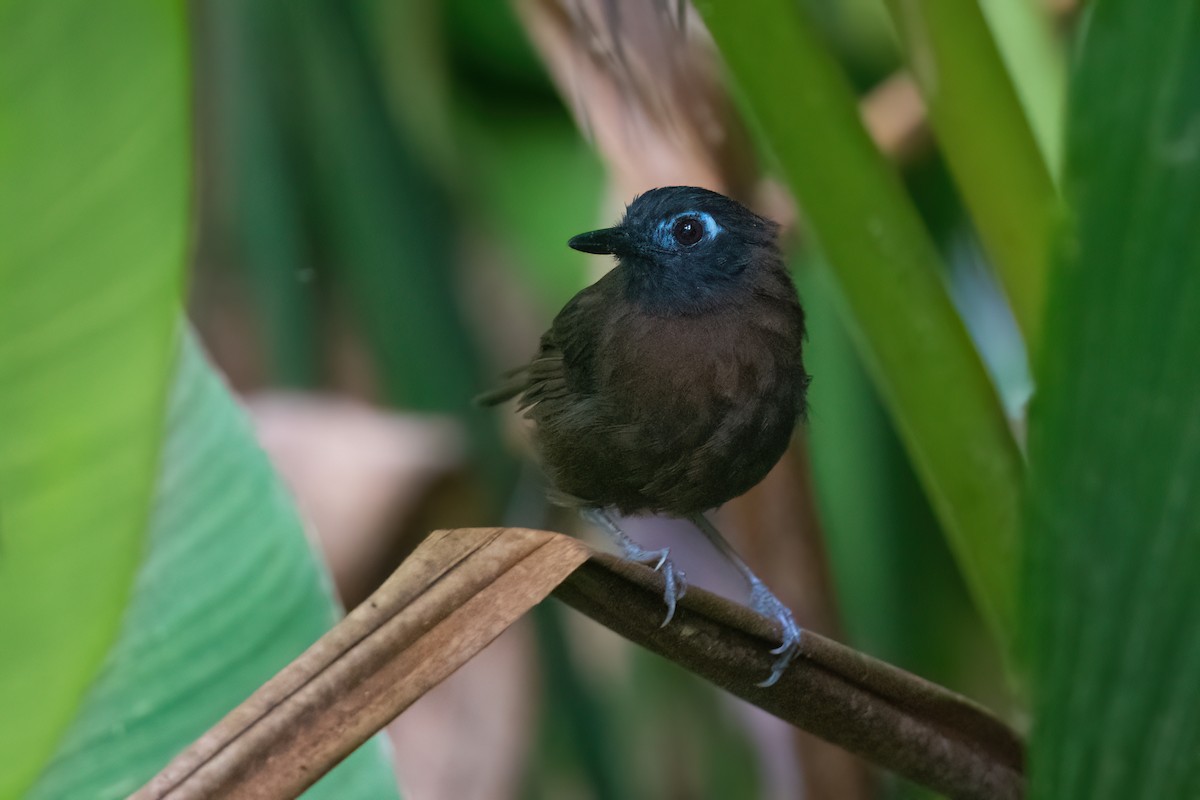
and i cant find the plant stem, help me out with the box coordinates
[556,552,1026,800]
[695,0,1025,650]
[883,0,1059,346]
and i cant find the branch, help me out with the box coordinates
[135,527,1023,800]
[556,553,1024,800]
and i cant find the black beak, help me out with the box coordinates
[568,226,632,256]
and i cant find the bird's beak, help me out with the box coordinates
[568,226,633,256]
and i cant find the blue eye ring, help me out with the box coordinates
[656,211,722,249]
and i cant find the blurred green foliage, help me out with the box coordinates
[8,0,1200,797]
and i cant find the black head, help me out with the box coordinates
[568,186,781,314]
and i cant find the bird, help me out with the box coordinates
[478,186,810,686]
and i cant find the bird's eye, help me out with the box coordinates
[671,216,705,247]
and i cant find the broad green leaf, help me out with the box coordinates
[1025,2,1200,797]
[0,1,187,792]
[695,0,1024,650]
[28,333,400,799]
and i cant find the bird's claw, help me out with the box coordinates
[580,509,688,627]
[629,546,687,627]
[750,581,802,688]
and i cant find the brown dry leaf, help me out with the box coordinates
[133,528,588,800]
[515,0,757,200]
[515,0,931,205]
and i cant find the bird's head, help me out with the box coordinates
[568,186,782,315]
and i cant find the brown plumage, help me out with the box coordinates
[480,186,809,686]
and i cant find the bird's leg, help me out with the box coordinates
[581,507,687,627]
[688,512,802,688]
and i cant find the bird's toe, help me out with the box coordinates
[657,559,687,627]
[630,549,687,626]
[750,582,803,687]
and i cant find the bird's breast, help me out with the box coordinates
[598,300,804,459]
[530,276,807,515]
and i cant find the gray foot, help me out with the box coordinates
[622,541,688,627]
[749,579,802,688]
[581,508,688,626]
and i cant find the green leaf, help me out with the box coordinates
[28,333,400,799]
[461,110,603,315]
[285,0,484,415]
[200,0,320,388]
[883,0,1059,345]
[277,0,512,494]
[1025,2,1200,797]
[695,0,1024,650]
[0,1,188,792]
[978,0,1066,179]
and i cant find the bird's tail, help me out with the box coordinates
[473,366,529,407]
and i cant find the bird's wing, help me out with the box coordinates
[472,364,533,407]
[516,281,607,408]
[475,278,609,408]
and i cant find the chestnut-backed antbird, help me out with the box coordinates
[478,186,809,686]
